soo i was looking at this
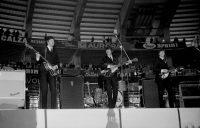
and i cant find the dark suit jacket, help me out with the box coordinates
[101,55,118,70]
[153,57,169,78]
[37,47,60,72]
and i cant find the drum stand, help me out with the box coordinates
[56,75,61,109]
[100,81,108,108]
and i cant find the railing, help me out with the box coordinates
[179,81,200,107]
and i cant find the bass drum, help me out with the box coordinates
[101,91,108,107]
[116,91,123,107]
[118,80,126,91]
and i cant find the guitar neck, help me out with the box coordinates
[39,54,51,65]
[117,58,137,67]
[117,60,130,67]
[30,46,51,65]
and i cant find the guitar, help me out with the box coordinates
[84,82,94,106]
[101,58,138,77]
[160,69,177,79]
[25,43,59,76]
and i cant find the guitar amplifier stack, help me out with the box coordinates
[142,79,160,108]
[0,70,26,109]
[59,75,84,108]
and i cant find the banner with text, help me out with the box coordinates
[0,27,77,48]
[78,41,121,49]
[30,38,77,48]
[134,42,187,49]
[78,41,187,50]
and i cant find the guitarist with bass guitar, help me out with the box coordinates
[35,36,60,109]
[153,50,175,108]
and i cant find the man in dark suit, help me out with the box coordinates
[153,50,175,108]
[36,36,60,109]
[101,46,119,108]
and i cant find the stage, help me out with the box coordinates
[0,108,200,128]
[1,71,200,128]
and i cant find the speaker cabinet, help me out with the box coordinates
[179,82,200,107]
[142,79,160,108]
[0,70,26,109]
[60,76,84,108]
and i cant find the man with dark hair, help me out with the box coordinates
[36,36,60,109]
[153,50,175,108]
[101,46,119,108]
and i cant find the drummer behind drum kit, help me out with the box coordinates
[84,82,108,108]
[84,82,95,107]
[84,81,126,108]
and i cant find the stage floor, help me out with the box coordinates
[0,108,200,128]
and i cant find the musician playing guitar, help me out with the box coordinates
[100,46,118,108]
[101,46,132,108]
[36,36,60,109]
[153,50,175,108]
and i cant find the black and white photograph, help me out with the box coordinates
[0,0,200,127]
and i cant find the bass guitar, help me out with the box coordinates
[100,58,138,77]
[25,43,59,76]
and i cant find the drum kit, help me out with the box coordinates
[84,82,95,107]
[84,80,127,108]
[84,85,108,108]
[116,80,126,107]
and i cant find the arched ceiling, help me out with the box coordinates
[0,0,199,43]
[170,0,200,43]
[0,0,28,29]
[31,0,78,40]
[80,0,124,42]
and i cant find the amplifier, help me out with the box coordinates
[0,70,26,109]
[62,68,81,76]
[60,76,84,108]
[142,79,160,108]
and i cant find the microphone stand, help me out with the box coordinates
[195,47,200,52]
[114,34,131,61]
[114,34,131,108]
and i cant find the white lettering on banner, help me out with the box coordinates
[88,43,95,48]
[99,43,104,48]
[13,37,19,42]
[26,77,39,84]
[25,69,38,74]
[1,35,6,41]
[85,71,99,77]
[34,69,38,74]
[7,36,12,42]
[1,35,27,44]
[26,78,31,84]
[78,42,119,49]
[31,39,45,44]
[157,43,178,49]
[32,78,38,84]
